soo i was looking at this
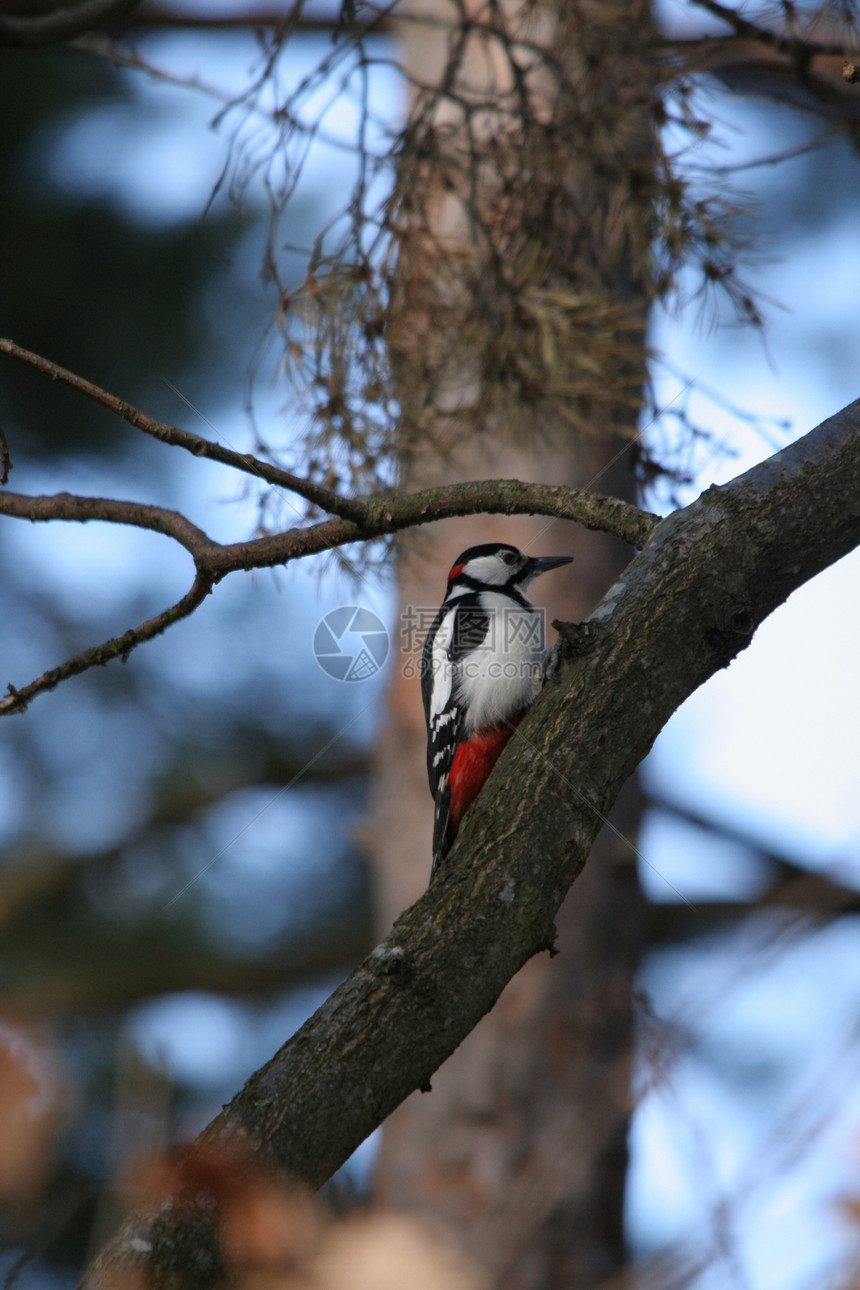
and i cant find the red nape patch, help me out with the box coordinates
[448,725,515,831]
[448,561,465,581]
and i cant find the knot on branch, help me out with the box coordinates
[371,943,408,976]
[706,598,757,668]
[553,619,599,651]
[0,683,26,715]
[536,921,560,958]
[727,606,755,636]
[549,618,603,670]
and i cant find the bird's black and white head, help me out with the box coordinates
[445,543,572,597]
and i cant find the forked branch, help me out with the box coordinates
[0,341,658,716]
[0,477,653,715]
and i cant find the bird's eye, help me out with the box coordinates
[501,551,516,564]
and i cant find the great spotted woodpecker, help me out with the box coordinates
[420,543,572,877]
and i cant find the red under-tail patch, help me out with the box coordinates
[448,718,521,832]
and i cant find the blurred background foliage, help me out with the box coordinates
[0,33,380,1282]
[0,5,859,1289]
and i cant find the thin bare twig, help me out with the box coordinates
[689,0,859,62]
[74,32,235,105]
[0,571,213,717]
[0,338,365,522]
[0,339,657,551]
[114,2,360,32]
[206,479,658,579]
[0,490,215,560]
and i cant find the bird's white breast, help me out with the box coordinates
[457,590,545,734]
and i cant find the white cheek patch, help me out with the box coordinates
[462,554,511,586]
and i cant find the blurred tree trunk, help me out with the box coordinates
[369,1,655,1285]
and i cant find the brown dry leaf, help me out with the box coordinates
[308,1212,486,1290]
[0,1018,64,1203]
[123,1144,483,1289]
[125,1141,325,1284]
[221,1175,322,1273]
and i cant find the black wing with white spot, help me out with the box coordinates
[420,595,489,870]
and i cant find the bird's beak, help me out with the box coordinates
[526,554,574,577]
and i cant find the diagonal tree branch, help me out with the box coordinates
[689,0,858,62]
[0,571,213,717]
[0,340,660,544]
[0,338,366,522]
[0,490,220,714]
[81,398,860,1289]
